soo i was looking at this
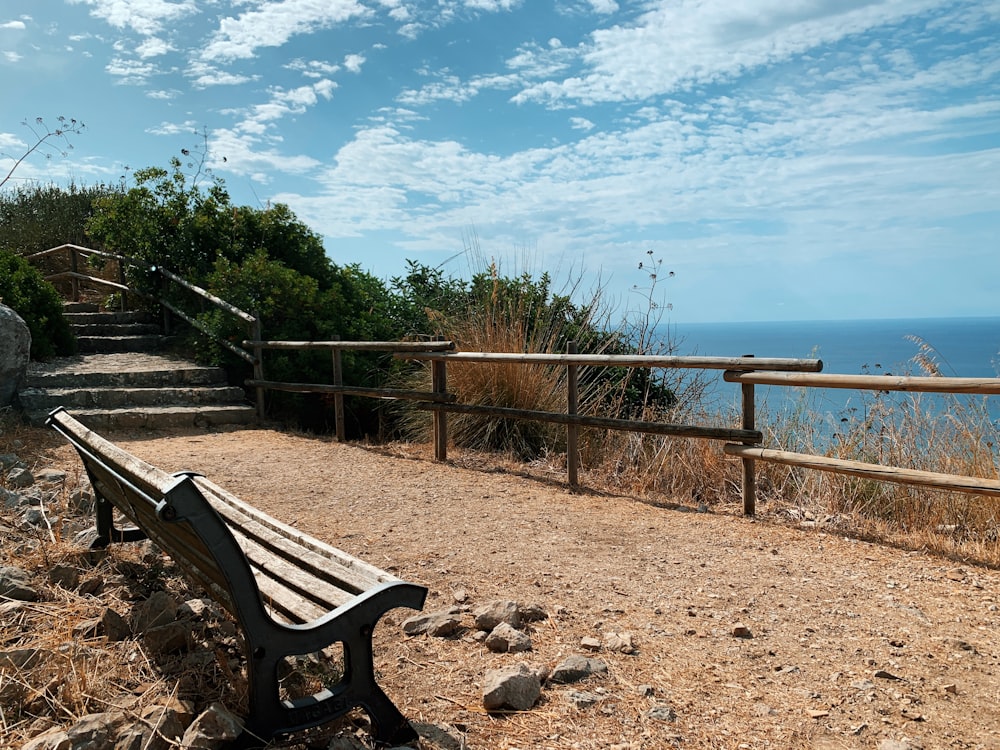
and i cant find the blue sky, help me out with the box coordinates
[1,0,998,324]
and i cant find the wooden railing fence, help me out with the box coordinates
[27,244,266,416]
[27,244,1000,517]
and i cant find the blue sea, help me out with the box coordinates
[665,317,1000,421]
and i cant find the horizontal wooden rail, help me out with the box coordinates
[724,370,1000,394]
[402,352,823,372]
[724,444,1000,498]
[156,266,257,325]
[416,401,762,443]
[244,340,455,352]
[160,300,256,365]
[43,271,132,294]
[245,379,456,403]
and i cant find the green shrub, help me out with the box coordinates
[0,249,75,360]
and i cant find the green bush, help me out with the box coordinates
[0,249,75,360]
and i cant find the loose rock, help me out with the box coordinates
[482,663,541,711]
[549,655,608,684]
[473,600,521,631]
[485,622,532,653]
[180,702,243,749]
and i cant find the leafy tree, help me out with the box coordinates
[0,249,75,359]
[0,182,118,257]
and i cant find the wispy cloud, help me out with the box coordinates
[67,0,198,36]
[514,0,945,106]
[201,0,371,62]
[1,20,27,30]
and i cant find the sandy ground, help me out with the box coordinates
[27,425,1000,749]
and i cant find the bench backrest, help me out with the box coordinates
[49,408,268,626]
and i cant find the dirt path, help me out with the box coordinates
[42,426,1000,749]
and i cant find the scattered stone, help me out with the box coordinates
[808,709,830,718]
[603,631,637,654]
[851,679,876,691]
[0,453,26,471]
[133,591,178,631]
[567,690,604,709]
[20,728,70,750]
[581,636,602,651]
[878,741,915,750]
[48,565,80,590]
[636,684,655,697]
[64,712,128,749]
[115,702,193,750]
[645,705,677,722]
[549,655,608,684]
[178,598,220,621]
[179,702,243,749]
[35,469,67,485]
[731,624,753,639]
[482,663,541,711]
[327,735,370,750]
[0,647,45,670]
[452,587,468,603]
[1,487,22,508]
[144,622,190,654]
[519,602,548,622]
[485,622,532,653]
[754,702,776,716]
[7,466,35,489]
[473,600,521,631]
[0,565,39,601]
[943,683,958,694]
[402,608,463,637]
[874,669,902,681]
[103,607,132,641]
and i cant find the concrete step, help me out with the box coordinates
[19,385,248,413]
[76,335,167,353]
[26,354,228,389]
[69,322,162,337]
[65,311,157,325]
[50,405,258,431]
[63,302,100,313]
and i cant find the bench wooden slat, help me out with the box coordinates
[47,407,426,747]
[193,476,397,588]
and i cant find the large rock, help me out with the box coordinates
[0,304,31,407]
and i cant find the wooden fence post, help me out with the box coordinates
[69,247,80,302]
[567,341,579,487]
[251,314,265,419]
[432,348,448,461]
[332,335,345,442]
[741,354,757,516]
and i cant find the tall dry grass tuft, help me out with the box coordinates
[750,339,1000,564]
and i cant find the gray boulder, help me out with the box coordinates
[0,304,31,407]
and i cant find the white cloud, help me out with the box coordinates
[135,36,173,58]
[343,53,366,73]
[187,61,256,87]
[287,58,341,78]
[105,56,159,84]
[569,117,595,131]
[1,20,27,30]
[3,50,22,63]
[146,120,200,136]
[586,0,618,13]
[463,0,521,11]
[68,0,198,36]
[201,0,371,62]
[514,0,944,106]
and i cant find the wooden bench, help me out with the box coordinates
[48,407,427,747]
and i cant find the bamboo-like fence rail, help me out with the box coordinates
[26,245,1000,518]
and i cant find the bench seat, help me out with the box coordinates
[48,407,427,747]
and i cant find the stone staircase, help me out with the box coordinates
[19,303,257,429]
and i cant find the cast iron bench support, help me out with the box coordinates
[48,407,427,747]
